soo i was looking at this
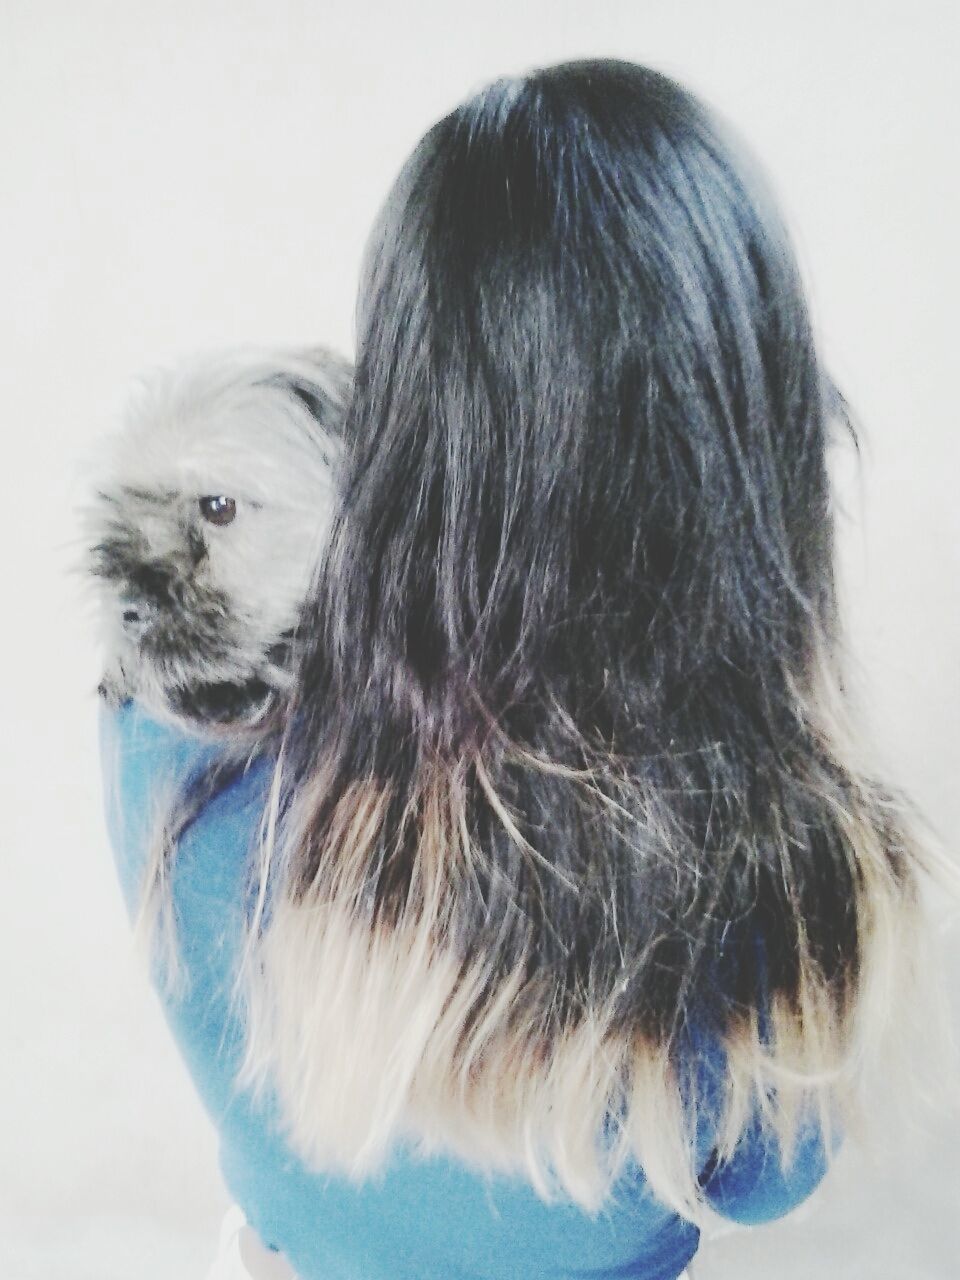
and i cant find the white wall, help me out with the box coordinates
[1,3,956,1277]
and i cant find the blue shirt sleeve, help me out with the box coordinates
[679,1014,834,1227]
[699,1110,831,1225]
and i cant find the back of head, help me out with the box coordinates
[249,60,940,1216]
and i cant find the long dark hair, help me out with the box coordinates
[242,60,935,1214]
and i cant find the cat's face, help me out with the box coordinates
[86,348,351,725]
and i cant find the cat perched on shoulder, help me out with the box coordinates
[86,346,351,734]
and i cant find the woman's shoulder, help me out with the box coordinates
[100,693,226,791]
[99,700,274,909]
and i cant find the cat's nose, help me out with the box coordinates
[120,598,155,635]
[131,561,175,605]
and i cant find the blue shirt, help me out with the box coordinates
[100,701,830,1280]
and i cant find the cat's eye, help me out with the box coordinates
[198,495,237,526]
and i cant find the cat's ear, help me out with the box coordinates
[275,347,353,437]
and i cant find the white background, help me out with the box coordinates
[1,2,958,1277]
